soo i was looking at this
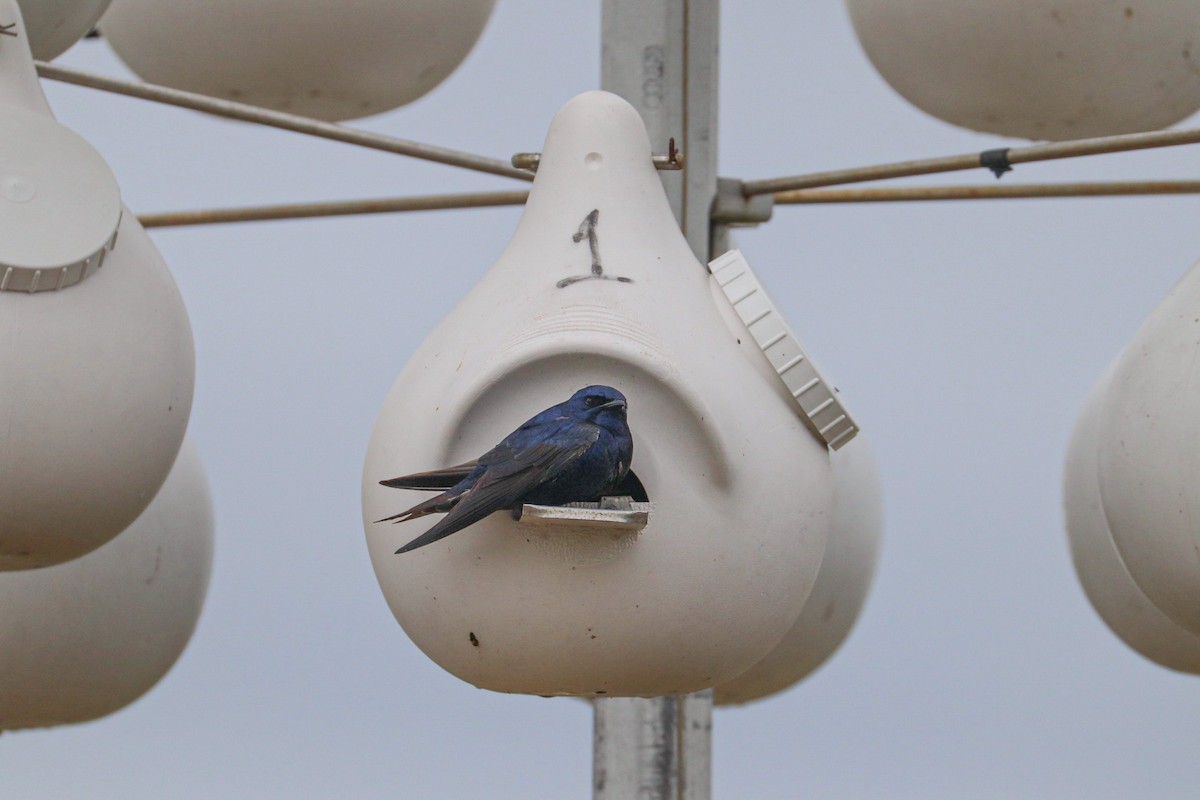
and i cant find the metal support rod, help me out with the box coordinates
[136,190,530,229]
[593,691,713,800]
[742,124,1200,196]
[34,61,534,182]
[773,181,1200,204]
[131,179,1200,230]
[597,2,718,799]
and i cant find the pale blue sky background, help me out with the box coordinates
[5,3,1200,798]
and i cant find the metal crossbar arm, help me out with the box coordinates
[133,180,1200,230]
[136,190,530,228]
[35,62,534,182]
[774,181,1200,204]
[132,180,1200,230]
[743,125,1200,196]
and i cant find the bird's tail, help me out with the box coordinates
[379,461,478,491]
[374,491,461,524]
[394,521,462,554]
[376,462,479,523]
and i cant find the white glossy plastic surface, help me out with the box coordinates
[1,3,121,289]
[0,16,194,568]
[15,0,113,60]
[0,439,214,731]
[0,1,50,115]
[0,209,194,570]
[0,107,121,285]
[715,433,882,704]
[1064,365,1200,673]
[363,91,834,697]
[100,0,496,121]
[846,0,1200,140]
[1091,261,1200,637]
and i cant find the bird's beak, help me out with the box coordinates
[599,399,627,411]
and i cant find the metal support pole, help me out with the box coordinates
[596,2,718,799]
[601,0,719,262]
[593,690,713,800]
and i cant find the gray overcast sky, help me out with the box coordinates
[5,3,1200,798]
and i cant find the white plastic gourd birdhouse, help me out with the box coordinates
[0,3,194,570]
[363,91,836,698]
[1064,364,1200,673]
[846,0,1200,140]
[1063,260,1200,664]
[715,433,882,704]
[16,0,113,60]
[100,0,496,122]
[0,438,213,731]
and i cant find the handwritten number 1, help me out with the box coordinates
[557,209,633,288]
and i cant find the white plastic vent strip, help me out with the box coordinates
[710,249,859,450]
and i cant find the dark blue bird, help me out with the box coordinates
[378,385,636,554]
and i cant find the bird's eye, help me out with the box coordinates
[585,395,604,407]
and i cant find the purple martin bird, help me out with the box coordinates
[378,385,635,554]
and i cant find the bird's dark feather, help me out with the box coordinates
[392,425,601,553]
[378,385,634,554]
[379,461,478,491]
[384,460,649,502]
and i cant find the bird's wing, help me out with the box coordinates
[379,460,479,491]
[375,488,463,525]
[376,463,481,524]
[395,425,600,554]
